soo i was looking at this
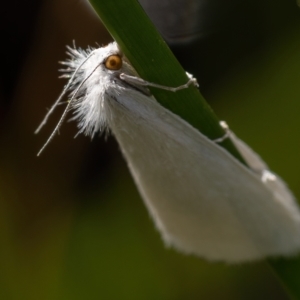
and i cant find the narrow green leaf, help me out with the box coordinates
[89,0,300,298]
[89,0,245,163]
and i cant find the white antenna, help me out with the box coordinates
[35,51,95,134]
[36,52,102,156]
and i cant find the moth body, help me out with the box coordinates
[36,42,300,263]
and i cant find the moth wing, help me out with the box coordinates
[227,129,297,210]
[106,89,300,263]
[226,130,269,172]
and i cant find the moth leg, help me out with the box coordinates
[217,121,278,183]
[261,170,277,183]
[213,121,231,143]
[119,72,198,92]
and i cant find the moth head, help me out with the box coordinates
[35,42,137,156]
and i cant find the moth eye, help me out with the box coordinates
[105,55,122,70]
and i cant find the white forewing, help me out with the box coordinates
[104,84,300,263]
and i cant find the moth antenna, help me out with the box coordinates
[37,61,102,156]
[34,51,95,134]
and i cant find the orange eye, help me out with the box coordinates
[105,55,122,70]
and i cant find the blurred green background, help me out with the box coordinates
[1,0,300,299]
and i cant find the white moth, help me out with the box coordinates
[36,42,300,263]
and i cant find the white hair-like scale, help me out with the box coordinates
[36,42,142,155]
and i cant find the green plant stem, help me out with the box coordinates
[89,0,300,298]
[89,0,245,164]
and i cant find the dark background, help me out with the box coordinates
[1,0,300,299]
